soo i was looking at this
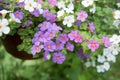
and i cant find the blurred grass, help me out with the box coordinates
[0,44,120,80]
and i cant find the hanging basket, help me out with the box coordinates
[2,34,40,60]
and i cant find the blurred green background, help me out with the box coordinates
[0,44,120,80]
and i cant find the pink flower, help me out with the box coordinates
[88,22,95,32]
[68,30,78,40]
[48,0,57,6]
[88,40,99,52]
[74,34,83,43]
[102,37,111,47]
[37,0,42,4]
[77,10,88,22]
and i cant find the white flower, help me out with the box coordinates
[57,1,66,9]
[24,0,37,12]
[113,20,120,28]
[9,13,21,23]
[0,9,11,18]
[97,55,106,63]
[103,62,110,71]
[96,65,105,73]
[91,60,96,67]
[63,15,75,27]
[109,44,120,55]
[113,10,120,19]
[106,53,116,63]
[103,48,112,56]
[65,3,74,14]
[57,10,65,18]
[0,19,10,36]
[110,34,120,44]
[36,3,43,14]
[90,4,96,14]
[81,0,94,7]
[117,3,120,8]
[85,61,91,67]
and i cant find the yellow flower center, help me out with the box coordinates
[29,3,32,7]
[0,24,2,29]
[48,45,51,49]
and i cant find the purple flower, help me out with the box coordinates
[14,10,23,20]
[75,20,81,27]
[31,44,43,55]
[44,41,56,52]
[42,9,52,20]
[49,14,56,23]
[31,9,40,17]
[102,36,111,47]
[48,23,62,32]
[44,30,56,40]
[16,2,24,8]
[0,0,3,2]
[68,30,78,41]
[38,21,51,31]
[77,49,91,59]
[74,34,83,43]
[44,51,50,61]
[52,52,66,64]
[26,20,33,26]
[57,34,69,44]
[88,40,99,52]
[88,22,95,32]
[66,42,74,51]
[55,41,64,50]
[37,0,42,4]
[48,0,57,6]
[77,10,88,22]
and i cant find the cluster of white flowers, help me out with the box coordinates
[57,1,75,27]
[113,4,120,28]
[85,34,120,73]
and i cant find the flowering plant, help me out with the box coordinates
[0,0,120,73]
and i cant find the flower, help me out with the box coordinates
[44,51,51,60]
[0,18,10,36]
[88,22,95,32]
[110,34,120,44]
[24,0,37,12]
[68,30,78,41]
[65,3,74,14]
[81,0,94,7]
[31,43,43,55]
[102,36,111,47]
[113,10,120,19]
[0,9,11,18]
[52,52,66,64]
[57,1,65,9]
[48,0,57,6]
[63,15,75,27]
[57,10,65,18]
[55,41,64,51]
[88,40,99,52]
[97,55,106,63]
[77,10,88,22]
[109,44,120,55]
[96,65,105,73]
[14,10,23,20]
[9,13,21,23]
[74,34,83,43]
[90,4,96,13]
[38,21,51,31]
[75,20,81,27]
[30,9,40,17]
[44,41,56,52]
[66,42,74,51]
[57,34,69,44]
[103,62,110,71]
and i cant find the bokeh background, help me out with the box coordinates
[0,43,120,80]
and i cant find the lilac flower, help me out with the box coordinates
[30,9,40,17]
[102,36,111,47]
[49,14,56,23]
[0,0,3,2]
[77,49,91,59]
[88,22,95,32]
[57,34,69,44]
[43,9,52,20]
[38,21,51,31]
[74,34,83,43]
[26,20,33,26]
[55,41,64,50]
[88,40,99,52]
[31,44,43,55]
[44,41,56,52]
[75,20,81,27]
[66,42,74,51]
[44,51,50,60]
[37,0,42,4]
[77,10,88,22]
[14,10,23,20]
[52,52,66,64]
[44,30,56,40]
[68,30,78,40]
[49,23,62,32]
[16,2,24,8]
[48,0,57,6]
